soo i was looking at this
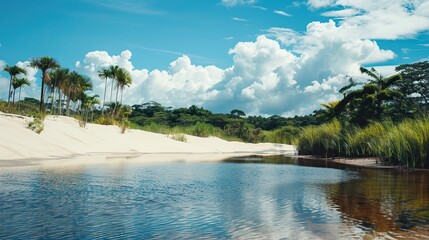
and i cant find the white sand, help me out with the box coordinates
[0,112,296,167]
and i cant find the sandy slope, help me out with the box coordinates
[0,112,295,167]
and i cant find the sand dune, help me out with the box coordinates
[0,112,295,167]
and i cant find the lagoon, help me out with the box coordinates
[0,156,428,239]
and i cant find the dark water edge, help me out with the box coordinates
[224,155,429,238]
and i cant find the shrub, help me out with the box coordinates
[28,117,44,134]
[95,116,116,125]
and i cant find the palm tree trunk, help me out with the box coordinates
[12,89,16,105]
[113,86,120,117]
[120,88,124,105]
[110,78,114,103]
[66,97,71,116]
[7,76,12,105]
[51,88,57,115]
[18,87,22,111]
[58,91,62,115]
[102,79,107,115]
[40,71,46,112]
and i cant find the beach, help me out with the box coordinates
[0,112,296,168]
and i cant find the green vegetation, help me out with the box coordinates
[295,118,429,168]
[3,56,429,168]
[294,63,429,168]
[27,114,45,134]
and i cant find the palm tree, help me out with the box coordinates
[49,68,69,115]
[98,68,113,115]
[108,65,119,103]
[112,67,132,116]
[64,71,82,116]
[320,100,340,121]
[63,72,93,116]
[334,67,402,126]
[12,77,30,109]
[115,68,132,105]
[81,94,100,122]
[3,65,26,105]
[30,57,60,112]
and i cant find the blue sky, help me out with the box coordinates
[1,0,429,116]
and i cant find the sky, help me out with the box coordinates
[1,0,429,116]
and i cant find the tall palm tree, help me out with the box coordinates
[115,68,132,105]
[108,65,119,103]
[3,65,26,104]
[49,68,69,115]
[64,71,82,116]
[30,57,60,112]
[12,77,30,108]
[334,67,402,126]
[111,67,132,116]
[98,68,113,115]
[63,72,93,116]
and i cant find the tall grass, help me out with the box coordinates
[264,126,301,144]
[297,120,342,157]
[295,118,429,168]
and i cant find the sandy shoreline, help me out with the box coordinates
[0,112,296,168]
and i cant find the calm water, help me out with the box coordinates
[0,157,428,239]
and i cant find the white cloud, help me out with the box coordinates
[16,61,38,83]
[232,17,249,22]
[310,0,429,40]
[420,43,429,47]
[224,37,235,40]
[76,51,224,107]
[274,10,292,17]
[221,0,256,7]
[3,13,401,116]
[321,8,360,17]
[307,0,335,9]
[304,74,348,93]
[266,27,300,46]
[75,15,397,116]
[252,6,267,10]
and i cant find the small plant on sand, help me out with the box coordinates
[119,118,130,134]
[28,116,44,134]
[169,133,187,142]
[76,115,86,128]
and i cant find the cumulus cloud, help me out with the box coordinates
[76,51,224,108]
[75,16,398,116]
[221,0,256,7]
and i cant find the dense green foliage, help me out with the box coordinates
[296,62,429,168]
